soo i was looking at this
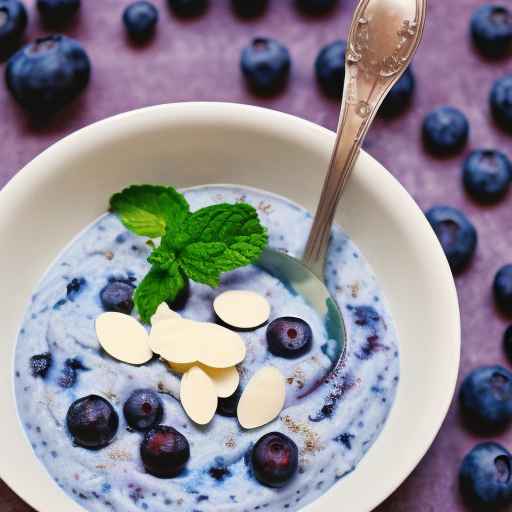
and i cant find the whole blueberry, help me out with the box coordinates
[459,442,512,510]
[216,387,241,417]
[471,4,512,58]
[140,425,190,478]
[123,389,163,432]
[379,67,415,117]
[315,40,347,98]
[494,265,512,316]
[425,206,477,274]
[422,106,469,156]
[30,352,52,378]
[241,37,291,96]
[490,75,512,132]
[66,395,119,449]
[5,35,90,116]
[463,150,511,203]
[295,0,338,15]
[37,0,80,27]
[251,432,298,488]
[503,325,512,364]
[266,317,313,359]
[123,1,158,43]
[167,0,207,17]
[231,0,267,18]
[0,0,27,58]
[100,280,135,314]
[460,365,512,432]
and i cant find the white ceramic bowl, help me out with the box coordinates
[0,103,460,512]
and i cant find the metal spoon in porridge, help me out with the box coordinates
[259,0,426,365]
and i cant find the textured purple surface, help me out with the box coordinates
[1,0,511,511]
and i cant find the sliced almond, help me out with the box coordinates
[213,290,270,329]
[167,361,195,374]
[151,302,181,326]
[149,319,201,363]
[198,323,246,368]
[237,366,285,429]
[180,366,218,425]
[95,312,153,365]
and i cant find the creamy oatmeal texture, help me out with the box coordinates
[14,186,399,511]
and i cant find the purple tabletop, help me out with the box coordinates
[1,0,512,510]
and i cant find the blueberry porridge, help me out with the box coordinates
[14,185,399,512]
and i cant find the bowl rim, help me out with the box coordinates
[0,102,460,512]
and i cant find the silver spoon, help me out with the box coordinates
[259,0,426,364]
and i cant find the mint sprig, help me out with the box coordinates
[110,185,268,323]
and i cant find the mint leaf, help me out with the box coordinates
[110,185,189,238]
[134,263,186,323]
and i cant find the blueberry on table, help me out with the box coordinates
[379,67,415,117]
[295,0,338,15]
[315,40,347,99]
[216,386,241,417]
[460,365,512,432]
[251,432,298,488]
[231,0,267,18]
[167,0,207,17]
[0,0,27,58]
[425,206,477,274]
[266,317,313,359]
[140,426,190,478]
[123,389,163,432]
[422,106,469,156]
[37,0,80,27]
[5,35,90,116]
[471,4,512,58]
[30,352,52,378]
[494,265,512,316]
[490,75,512,133]
[123,1,158,43]
[503,325,512,364]
[463,149,511,203]
[66,395,119,449]
[459,442,512,510]
[100,280,135,314]
[241,37,291,96]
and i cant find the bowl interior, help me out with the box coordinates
[0,103,459,512]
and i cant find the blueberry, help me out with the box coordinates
[241,37,291,96]
[140,425,190,478]
[460,365,512,432]
[251,432,298,488]
[379,67,415,117]
[58,357,87,388]
[0,0,27,58]
[231,0,267,18]
[490,75,512,132]
[5,35,90,116]
[422,106,469,156]
[425,206,477,274]
[66,395,119,449]
[459,442,512,510]
[266,317,313,359]
[100,280,135,314]
[494,265,512,316]
[503,326,512,364]
[30,352,52,378]
[123,389,163,432]
[37,0,80,27]
[463,150,511,203]
[471,4,512,58]
[123,1,158,43]
[295,0,338,15]
[315,40,346,98]
[167,0,207,17]
[66,277,86,300]
[216,387,241,417]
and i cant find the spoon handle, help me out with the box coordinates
[303,0,426,278]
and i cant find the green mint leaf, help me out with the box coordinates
[134,263,186,323]
[110,185,189,238]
